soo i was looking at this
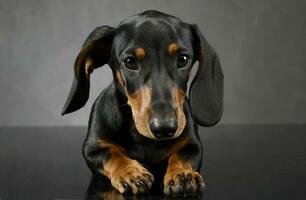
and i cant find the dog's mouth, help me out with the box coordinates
[133,110,186,140]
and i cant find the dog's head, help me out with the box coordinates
[62,10,223,140]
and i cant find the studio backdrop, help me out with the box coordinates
[0,0,306,126]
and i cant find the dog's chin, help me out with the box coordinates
[136,127,184,141]
[132,113,186,141]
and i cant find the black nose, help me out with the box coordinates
[149,115,178,139]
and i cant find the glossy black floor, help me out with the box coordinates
[0,125,306,200]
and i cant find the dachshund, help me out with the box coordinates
[62,10,223,197]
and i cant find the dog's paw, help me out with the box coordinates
[163,169,205,197]
[110,160,154,194]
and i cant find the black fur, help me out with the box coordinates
[62,10,223,195]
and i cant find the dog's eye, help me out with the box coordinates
[177,54,190,69]
[123,57,139,70]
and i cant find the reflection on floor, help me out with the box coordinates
[0,125,306,199]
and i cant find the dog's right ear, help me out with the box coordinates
[62,26,115,115]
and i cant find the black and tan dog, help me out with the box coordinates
[62,10,223,197]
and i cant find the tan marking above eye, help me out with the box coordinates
[135,48,146,60]
[168,43,180,56]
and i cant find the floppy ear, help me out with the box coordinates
[189,25,224,126]
[62,26,115,115]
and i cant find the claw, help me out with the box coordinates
[177,174,185,182]
[121,181,131,193]
[186,174,193,181]
[135,178,145,187]
[186,180,197,194]
[144,174,154,182]
[164,171,205,196]
[199,182,206,192]
[173,181,184,196]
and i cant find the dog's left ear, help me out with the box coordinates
[189,24,224,126]
[62,26,115,115]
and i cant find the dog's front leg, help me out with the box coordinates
[163,145,205,196]
[83,139,154,194]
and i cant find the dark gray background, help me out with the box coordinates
[1,0,306,126]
